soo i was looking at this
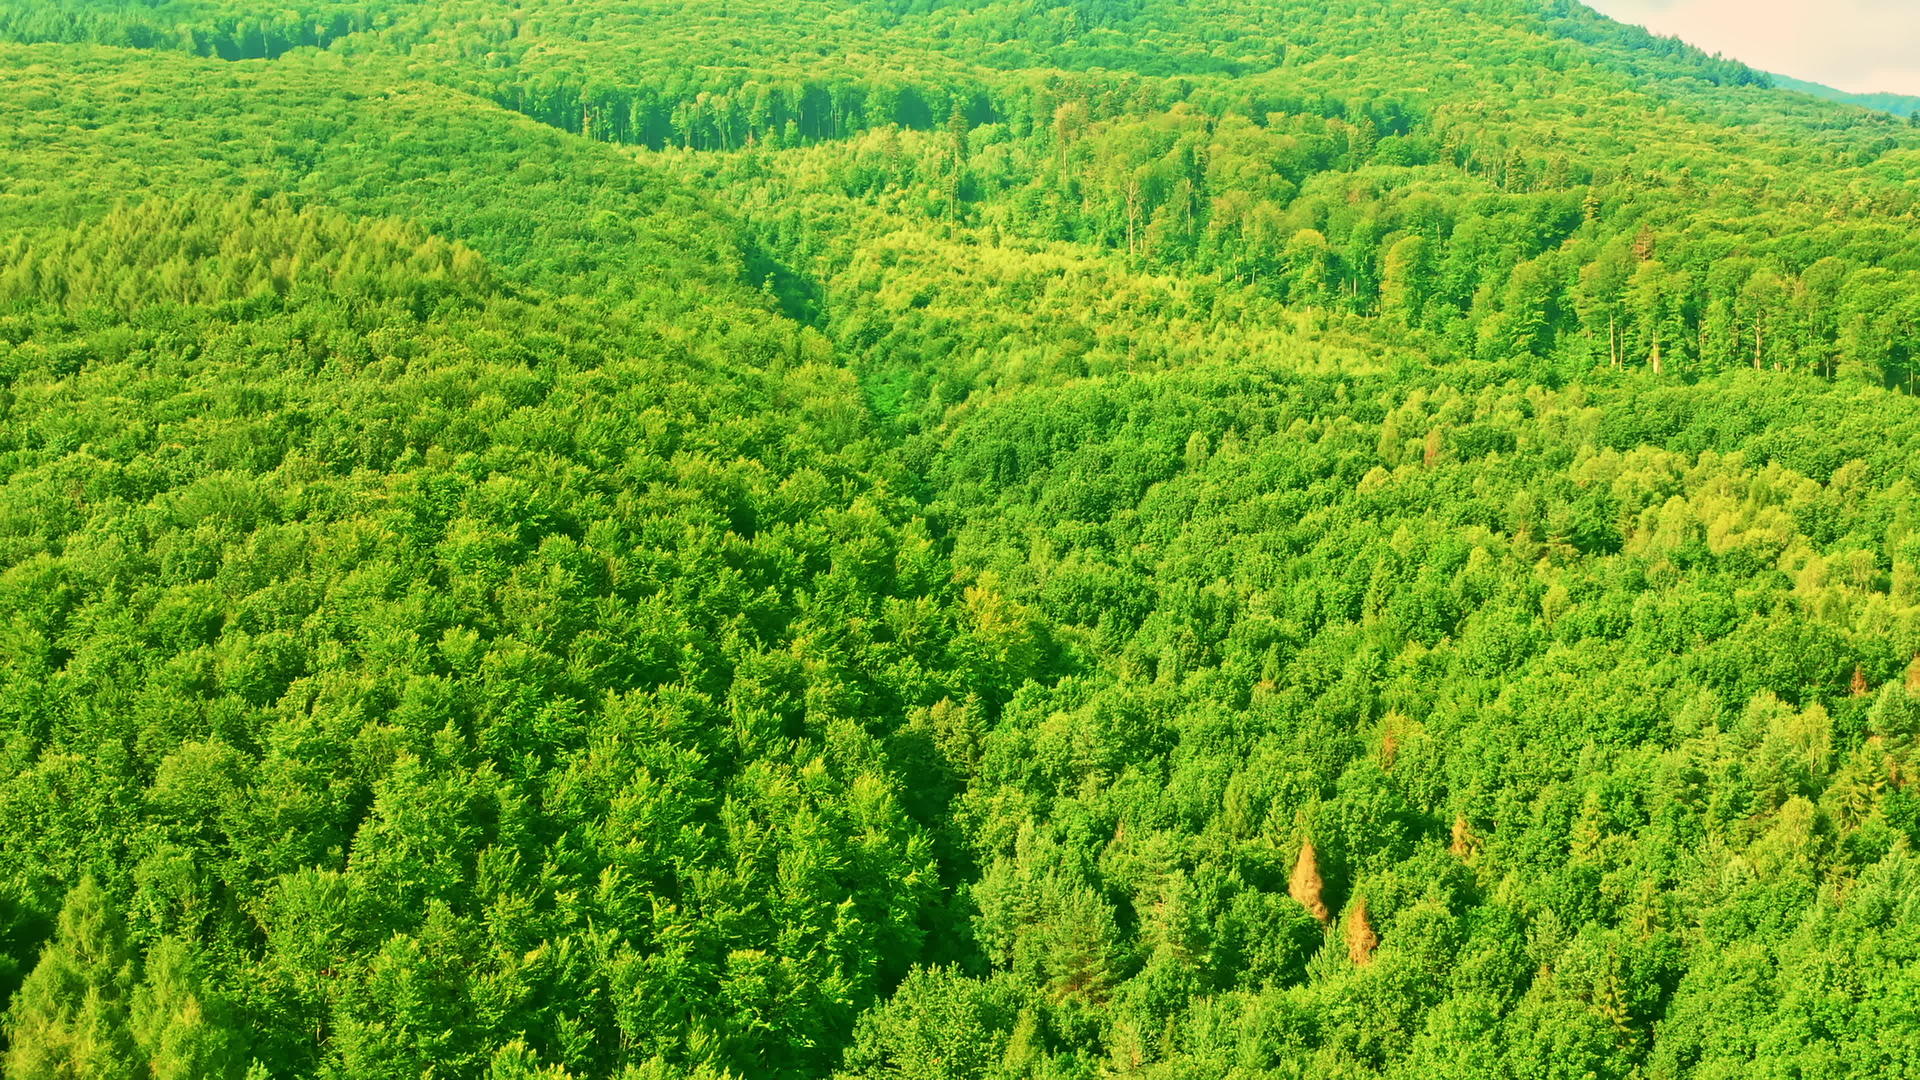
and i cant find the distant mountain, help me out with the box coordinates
[1772,72,1920,117]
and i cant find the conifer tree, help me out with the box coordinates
[130,938,242,1080]
[1450,816,1482,860]
[1345,896,1379,966]
[3,879,141,1080]
[1289,841,1329,923]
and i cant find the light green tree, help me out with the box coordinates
[4,879,141,1080]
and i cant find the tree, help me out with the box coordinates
[130,939,243,1080]
[1450,816,1483,860]
[489,1041,579,1079]
[1283,229,1337,306]
[1632,224,1656,262]
[1380,234,1433,325]
[1628,259,1683,374]
[3,879,141,1080]
[1289,840,1330,923]
[1575,245,1634,367]
[1345,896,1379,965]
[837,969,1023,1080]
[1799,256,1851,377]
[945,102,970,222]
[1482,254,1561,359]
[1739,268,1789,371]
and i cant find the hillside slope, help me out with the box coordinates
[1,3,1919,1080]
[1772,73,1920,118]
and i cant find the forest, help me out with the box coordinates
[0,1,1919,1078]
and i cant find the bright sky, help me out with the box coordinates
[1586,0,1920,96]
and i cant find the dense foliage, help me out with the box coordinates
[2,2,1919,1079]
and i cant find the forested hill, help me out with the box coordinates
[3,3,1920,1080]
[1771,73,1920,119]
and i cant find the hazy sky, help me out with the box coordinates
[1586,0,1920,96]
